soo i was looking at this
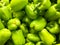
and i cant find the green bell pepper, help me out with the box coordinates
[27,33,40,42]
[46,21,59,34]
[39,29,55,45]
[10,0,28,11]
[45,4,60,21]
[30,17,46,31]
[0,5,12,21]
[0,28,11,45]
[12,30,25,45]
[25,3,37,19]
[7,18,21,30]
[38,0,51,10]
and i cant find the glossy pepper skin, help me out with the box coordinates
[46,21,59,34]
[27,33,40,42]
[25,42,34,45]
[0,28,11,45]
[39,29,55,45]
[30,17,46,31]
[7,18,21,30]
[12,30,25,45]
[25,3,37,19]
[45,4,60,21]
[0,6,12,21]
[0,19,5,30]
[10,0,28,11]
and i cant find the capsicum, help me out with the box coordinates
[10,0,28,11]
[7,18,21,30]
[0,28,11,45]
[45,4,60,21]
[27,33,40,42]
[30,17,46,31]
[39,29,55,45]
[46,21,59,34]
[0,5,12,21]
[25,3,38,19]
[12,30,25,45]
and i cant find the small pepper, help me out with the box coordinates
[12,30,25,45]
[46,21,59,34]
[22,16,32,25]
[0,28,11,45]
[37,0,51,15]
[7,18,21,30]
[10,0,28,11]
[0,5,12,21]
[27,33,40,42]
[30,17,46,31]
[25,3,37,19]
[39,29,55,45]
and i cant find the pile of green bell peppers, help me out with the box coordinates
[0,0,60,45]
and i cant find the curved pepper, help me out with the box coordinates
[0,28,11,45]
[25,3,37,19]
[46,21,59,34]
[7,18,21,30]
[0,5,12,21]
[10,0,28,11]
[12,30,25,45]
[39,29,55,45]
[27,33,40,42]
[37,0,51,15]
[45,4,60,21]
[25,42,34,45]
[30,17,46,31]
